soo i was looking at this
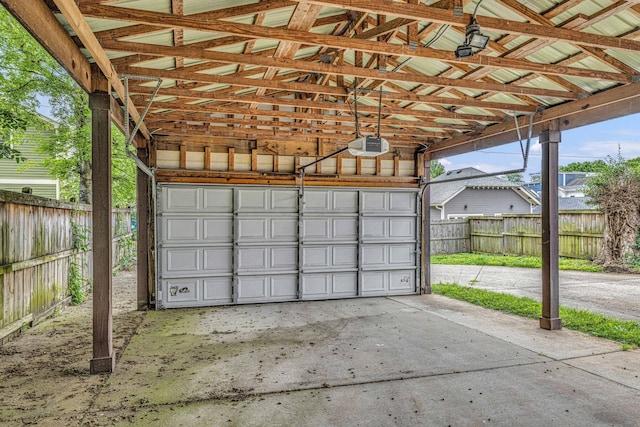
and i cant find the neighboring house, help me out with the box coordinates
[0,116,59,199]
[524,171,593,196]
[429,167,540,219]
[559,176,588,197]
[532,196,596,213]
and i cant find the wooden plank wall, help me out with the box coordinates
[0,191,133,342]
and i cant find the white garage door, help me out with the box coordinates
[158,184,420,308]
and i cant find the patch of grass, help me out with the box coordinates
[430,253,603,272]
[432,283,640,348]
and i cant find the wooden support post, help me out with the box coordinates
[136,146,150,310]
[540,124,562,330]
[204,146,211,170]
[376,156,382,176]
[422,154,431,294]
[394,156,400,177]
[251,149,258,171]
[89,72,115,374]
[273,155,279,172]
[228,147,235,171]
[356,157,362,175]
[179,145,187,169]
[336,154,343,174]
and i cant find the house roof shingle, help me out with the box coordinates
[430,167,530,205]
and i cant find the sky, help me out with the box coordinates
[440,114,640,181]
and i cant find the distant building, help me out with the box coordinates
[532,196,596,213]
[524,171,594,196]
[429,167,540,219]
[0,116,59,199]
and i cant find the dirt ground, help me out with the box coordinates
[0,268,146,426]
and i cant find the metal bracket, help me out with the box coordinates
[120,74,162,178]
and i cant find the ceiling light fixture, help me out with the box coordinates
[455,0,489,58]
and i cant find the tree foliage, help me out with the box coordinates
[585,154,640,269]
[430,160,445,179]
[504,172,524,183]
[0,6,64,160]
[1,7,136,207]
[559,159,608,173]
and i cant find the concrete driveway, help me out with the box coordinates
[431,264,640,322]
[2,268,639,426]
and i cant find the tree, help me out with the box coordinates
[504,172,524,183]
[430,160,445,179]
[585,154,640,268]
[559,159,608,173]
[1,7,136,206]
[0,6,63,161]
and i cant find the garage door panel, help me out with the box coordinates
[302,217,357,242]
[362,218,385,240]
[389,271,415,291]
[270,246,297,270]
[333,218,357,239]
[302,218,330,240]
[362,245,385,266]
[272,218,298,240]
[237,247,268,271]
[361,270,415,295]
[390,192,416,213]
[236,189,268,211]
[302,189,358,213]
[361,217,415,241]
[164,279,200,304]
[236,188,298,213]
[203,248,233,273]
[162,217,199,243]
[270,189,298,212]
[237,276,269,301]
[237,275,297,303]
[203,278,233,304]
[164,248,200,274]
[202,188,233,212]
[333,191,358,212]
[270,275,298,299]
[361,191,386,212]
[302,246,329,268]
[237,217,297,242]
[333,246,357,267]
[389,218,415,239]
[302,245,357,270]
[389,245,416,265]
[361,273,385,294]
[163,187,200,212]
[158,184,419,308]
[237,218,268,241]
[302,273,357,299]
[203,218,233,242]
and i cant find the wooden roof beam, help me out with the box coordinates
[84,5,630,85]
[291,0,640,53]
[52,0,150,139]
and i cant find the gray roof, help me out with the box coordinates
[532,197,597,213]
[429,167,528,205]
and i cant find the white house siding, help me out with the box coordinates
[443,188,532,218]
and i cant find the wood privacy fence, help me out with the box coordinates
[430,219,471,254]
[469,212,604,259]
[430,212,605,258]
[0,190,133,342]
